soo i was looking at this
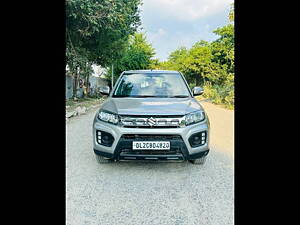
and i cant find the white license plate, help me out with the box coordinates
[132,141,170,150]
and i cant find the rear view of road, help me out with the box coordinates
[66,101,234,225]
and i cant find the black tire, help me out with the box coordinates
[95,154,112,164]
[189,156,207,165]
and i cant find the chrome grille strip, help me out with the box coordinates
[120,115,186,128]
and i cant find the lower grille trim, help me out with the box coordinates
[119,153,184,160]
[113,134,189,161]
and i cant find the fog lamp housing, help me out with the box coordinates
[96,130,114,147]
[189,131,207,148]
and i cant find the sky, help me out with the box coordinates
[139,0,233,61]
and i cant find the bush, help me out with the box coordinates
[203,82,234,109]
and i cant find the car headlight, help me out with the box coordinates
[185,111,205,126]
[98,110,119,125]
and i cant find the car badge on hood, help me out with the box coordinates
[147,117,156,126]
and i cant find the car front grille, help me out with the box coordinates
[119,115,185,128]
[116,134,185,158]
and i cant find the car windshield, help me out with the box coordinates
[113,73,191,98]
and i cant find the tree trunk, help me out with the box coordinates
[73,67,78,99]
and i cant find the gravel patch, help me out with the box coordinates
[66,103,234,225]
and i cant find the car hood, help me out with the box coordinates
[100,97,204,116]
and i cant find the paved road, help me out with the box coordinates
[66,101,234,225]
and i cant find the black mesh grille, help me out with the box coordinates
[118,134,184,156]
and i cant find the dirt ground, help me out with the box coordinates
[200,101,234,158]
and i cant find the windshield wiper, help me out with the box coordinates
[133,95,162,98]
[113,95,159,98]
[114,95,187,98]
[112,95,130,98]
[169,95,189,98]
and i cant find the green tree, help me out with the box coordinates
[184,41,213,86]
[66,0,142,97]
[204,4,234,107]
[158,42,213,87]
[152,3,234,108]
[211,24,234,74]
[229,3,234,22]
[109,33,155,82]
[155,47,189,77]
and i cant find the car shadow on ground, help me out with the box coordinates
[93,147,233,174]
[96,159,194,175]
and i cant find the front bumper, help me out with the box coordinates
[93,117,210,161]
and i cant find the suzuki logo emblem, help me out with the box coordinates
[147,117,156,126]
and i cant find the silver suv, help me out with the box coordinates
[93,70,210,164]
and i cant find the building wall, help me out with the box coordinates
[89,76,109,97]
[66,75,73,99]
[66,75,109,99]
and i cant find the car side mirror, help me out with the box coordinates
[99,86,110,96]
[193,87,204,96]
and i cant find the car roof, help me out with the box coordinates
[123,70,180,74]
